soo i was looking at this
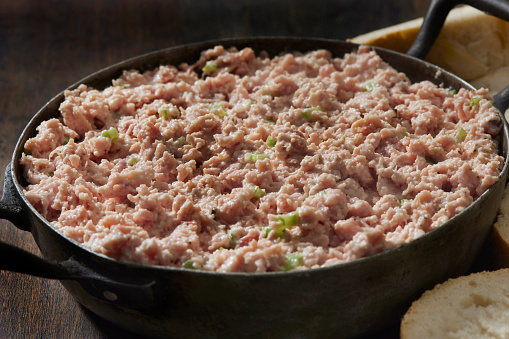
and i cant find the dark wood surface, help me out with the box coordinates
[0,1,430,338]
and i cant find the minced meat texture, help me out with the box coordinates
[20,45,504,272]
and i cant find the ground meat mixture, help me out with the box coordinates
[20,45,504,272]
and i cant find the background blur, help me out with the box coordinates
[0,0,430,337]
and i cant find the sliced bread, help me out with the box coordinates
[400,269,509,338]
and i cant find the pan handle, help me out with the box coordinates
[0,163,157,310]
[0,164,30,231]
[0,239,157,310]
[407,0,509,112]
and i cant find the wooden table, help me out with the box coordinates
[0,1,430,337]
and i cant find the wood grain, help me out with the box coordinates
[0,0,429,337]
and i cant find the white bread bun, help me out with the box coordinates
[352,6,509,94]
[493,184,509,269]
[400,269,509,339]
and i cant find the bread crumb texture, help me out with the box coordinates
[401,269,509,339]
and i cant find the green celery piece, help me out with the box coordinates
[210,103,227,118]
[302,106,323,121]
[253,186,266,198]
[173,136,186,147]
[469,97,482,107]
[276,211,299,227]
[182,260,194,269]
[102,127,119,141]
[245,153,270,162]
[362,82,378,92]
[454,126,467,143]
[266,136,277,147]
[127,156,139,166]
[284,252,303,271]
[261,227,272,238]
[273,211,299,238]
[202,61,218,73]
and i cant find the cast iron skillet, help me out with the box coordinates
[2,0,509,338]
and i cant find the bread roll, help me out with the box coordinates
[493,184,509,269]
[352,6,509,94]
[400,269,509,338]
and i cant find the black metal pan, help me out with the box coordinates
[1,0,509,338]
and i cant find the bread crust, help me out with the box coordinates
[493,184,509,269]
[352,6,509,93]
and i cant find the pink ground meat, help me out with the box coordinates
[20,45,504,272]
